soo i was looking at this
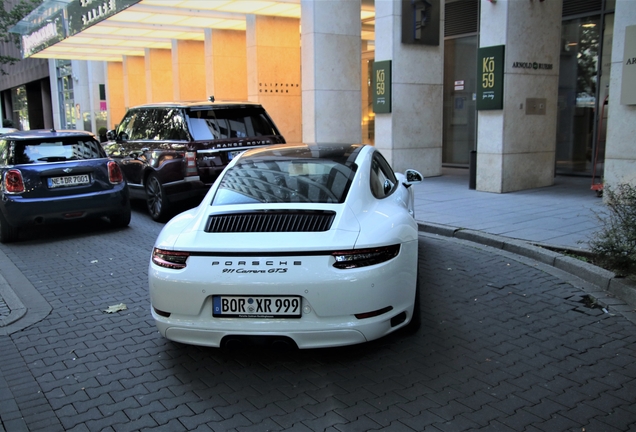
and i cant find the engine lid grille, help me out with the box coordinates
[205,210,336,233]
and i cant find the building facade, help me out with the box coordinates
[4,0,636,192]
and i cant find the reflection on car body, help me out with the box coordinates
[148,143,423,349]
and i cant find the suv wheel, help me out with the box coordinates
[145,173,169,222]
[0,211,19,243]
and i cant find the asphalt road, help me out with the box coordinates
[0,205,635,432]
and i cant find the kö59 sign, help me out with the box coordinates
[477,45,505,110]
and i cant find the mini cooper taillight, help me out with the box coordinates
[108,161,124,184]
[152,248,190,269]
[4,169,25,193]
[332,245,400,269]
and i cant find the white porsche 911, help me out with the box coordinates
[149,143,423,349]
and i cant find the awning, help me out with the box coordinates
[11,0,376,62]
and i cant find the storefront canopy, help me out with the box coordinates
[11,0,376,62]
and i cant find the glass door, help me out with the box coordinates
[443,35,477,166]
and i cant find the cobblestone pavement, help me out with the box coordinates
[0,209,635,432]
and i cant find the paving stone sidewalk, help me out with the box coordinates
[0,213,634,431]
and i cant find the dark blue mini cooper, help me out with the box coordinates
[0,129,130,243]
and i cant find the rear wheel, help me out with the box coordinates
[110,201,131,228]
[145,173,169,222]
[0,211,19,243]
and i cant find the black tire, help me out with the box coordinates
[145,173,169,222]
[110,201,131,228]
[403,273,421,334]
[0,210,19,243]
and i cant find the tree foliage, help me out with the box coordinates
[0,0,43,72]
[589,184,636,277]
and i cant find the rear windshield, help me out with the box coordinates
[212,158,356,205]
[10,137,106,164]
[187,107,279,140]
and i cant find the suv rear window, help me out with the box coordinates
[187,107,278,140]
[10,137,106,164]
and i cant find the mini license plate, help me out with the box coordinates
[213,295,301,318]
[48,174,90,188]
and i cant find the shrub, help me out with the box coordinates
[589,183,636,277]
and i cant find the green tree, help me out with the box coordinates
[0,0,43,74]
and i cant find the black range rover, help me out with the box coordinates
[105,99,285,221]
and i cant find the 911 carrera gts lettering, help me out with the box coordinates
[222,268,288,274]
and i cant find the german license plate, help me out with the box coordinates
[213,295,301,318]
[48,174,90,188]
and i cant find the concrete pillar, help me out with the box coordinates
[301,0,361,144]
[106,61,125,129]
[605,0,636,189]
[374,0,443,176]
[204,29,247,101]
[122,56,146,109]
[246,15,301,144]
[172,40,206,101]
[476,0,562,193]
[145,48,173,103]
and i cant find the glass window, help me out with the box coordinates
[12,137,105,164]
[154,108,188,141]
[370,151,398,199]
[212,147,359,205]
[187,107,278,141]
[556,17,602,174]
[443,35,478,166]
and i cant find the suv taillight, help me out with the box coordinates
[4,169,25,193]
[108,161,124,184]
[185,151,198,177]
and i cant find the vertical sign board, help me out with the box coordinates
[477,45,505,110]
[621,25,636,105]
[373,60,392,114]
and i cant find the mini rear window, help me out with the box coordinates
[11,137,106,164]
[187,107,279,141]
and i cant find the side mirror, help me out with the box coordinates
[106,130,116,141]
[404,169,423,184]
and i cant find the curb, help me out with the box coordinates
[418,222,636,316]
[0,249,51,336]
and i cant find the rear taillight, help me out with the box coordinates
[332,245,400,269]
[108,161,124,184]
[185,151,198,177]
[4,169,25,193]
[152,248,190,269]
